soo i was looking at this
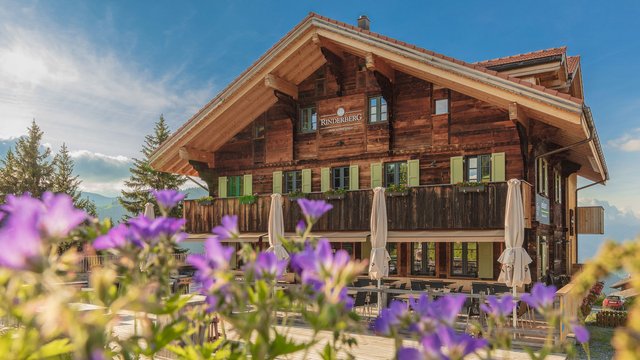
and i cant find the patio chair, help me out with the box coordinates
[353,290,368,315]
[411,280,426,291]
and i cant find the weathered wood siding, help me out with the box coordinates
[184,183,508,234]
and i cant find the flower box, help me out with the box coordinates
[387,191,409,197]
[324,193,346,200]
[457,185,485,193]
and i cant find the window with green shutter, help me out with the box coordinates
[243,174,253,196]
[331,167,350,190]
[349,164,359,190]
[301,169,311,193]
[320,168,331,192]
[450,242,478,278]
[218,176,228,198]
[450,157,463,184]
[272,171,283,194]
[491,152,506,182]
[407,159,420,187]
[227,175,244,197]
[284,170,302,193]
[370,162,382,188]
[384,162,408,187]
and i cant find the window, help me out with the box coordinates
[411,242,436,276]
[300,107,317,133]
[466,155,491,183]
[284,170,302,193]
[554,171,562,203]
[227,176,244,197]
[254,118,265,139]
[384,162,408,187]
[387,243,398,275]
[315,68,325,96]
[450,242,478,277]
[332,166,350,190]
[331,242,358,260]
[369,96,388,123]
[536,158,549,196]
[434,99,449,115]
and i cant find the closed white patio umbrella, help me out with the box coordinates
[498,178,532,326]
[267,193,289,260]
[369,187,391,311]
[144,202,155,219]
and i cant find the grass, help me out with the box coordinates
[575,325,615,359]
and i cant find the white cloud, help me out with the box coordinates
[609,128,640,152]
[0,6,215,156]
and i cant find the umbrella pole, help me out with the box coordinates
[512,285,517,328]
[378,279,382,314]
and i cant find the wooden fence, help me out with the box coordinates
[81,253,188,273]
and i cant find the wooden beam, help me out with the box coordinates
[509,102,529,130]
[311,33,344,59]
[179,146,215,167]
[264,74,298,100]
[365,53,395,83]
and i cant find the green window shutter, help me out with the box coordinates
[407,159,420,187]
[218,176,228,198]
[491,152,506,182]
[370,162,382,188]
[349,164,359,190]
[450,156,463,184]
[301,169,312,193]
[320,168,330,192]
[272,171,282,194]
[478,242,494,279]
[243,174,253,196]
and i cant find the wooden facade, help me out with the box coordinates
[152,14,609,283]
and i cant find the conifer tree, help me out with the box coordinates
[52,143,97,216]
[0,120,53,198]
[119,115,186,217]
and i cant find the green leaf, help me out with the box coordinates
[27,338,74,359]
[269,332,308,358]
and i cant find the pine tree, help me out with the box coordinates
[119,115,186,217]
[52,143,97,216]
[0,120,53,198]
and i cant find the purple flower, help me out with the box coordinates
[572,322,590,343]
[297,198,332,222]
[246,251,287,280]
[0,195,45,270]
[93,224,129,250]
[409,294,466,328]
[212,215,239,241]
[397,347,423,360]
[375,300,409,335]
[187,236,234,311]
[480,295,515,319]
[295,220,306,235]
[521,283,557,310]
[433,326,488,360]
[40,192,88,238]
[151,189,185,210]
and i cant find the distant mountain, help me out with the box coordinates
[81,186,209,222]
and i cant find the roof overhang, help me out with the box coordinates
[149,14,607,182]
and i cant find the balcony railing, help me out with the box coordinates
[184,182,525,234]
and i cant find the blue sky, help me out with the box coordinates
[0,0,639,253]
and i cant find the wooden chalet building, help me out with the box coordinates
[150,14,608,285]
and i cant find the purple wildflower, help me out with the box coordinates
[0,195,45,270]
[295,220,306,235]
[375,300,409,335]
[572,322,590,343]
[93,224,129,250]
[127,215,186,246]
[397,347,423,360]
[212,215,239,241]
[297,198,332,222]
[434,325,488,359]
[521,283,557,310]
[151,189,185,210]
[40,192,88,238]
[409,294,466,328]
[246,251,287,280]
[187,236,234,290]
[480,295,515,319]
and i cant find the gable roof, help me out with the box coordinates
[150,13,607,182]
[567,55,581,74]
[475,47,567,68]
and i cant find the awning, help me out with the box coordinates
[185,233,267,243]
[387,230,504,243]
[285,231,370,243]
[610,288,638,298]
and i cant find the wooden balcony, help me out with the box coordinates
[184,182,528,234]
